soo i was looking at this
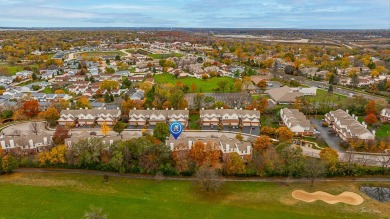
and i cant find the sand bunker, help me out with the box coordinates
[292,190,364,205]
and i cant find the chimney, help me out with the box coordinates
[133,107,136,110]
[147,108,150,110]
[152,108,155,110]
[66,108,69,110]
[220,107,223,110]
[188,140,193,149]
[372,130,376,136]
[185,108,187,110]
[201,108,204,110]
[215,107,218,110]
[247,145,251,154]
[240,108,242,110]
[171,108,174,110]
[352,114,355,119]
[254,108,256,111]
[170,142,174,151]
[346,109,349,114]
[226,144,230,152]
[234,107,237,109]
[79,108,82,110]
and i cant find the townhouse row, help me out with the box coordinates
[58,108,261,128]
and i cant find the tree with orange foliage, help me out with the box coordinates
[54,89,65,94]
[189,141,206,166]
[249,98,268,113]
[12,109,28,121]
[256,79,267,93]
[253,135,271,152]
[22,100,39,117]
[276,127,294,141]
[172,143,191,173]
[191,82,197,92]
[121,99,143,114]
[189,140,220,167]
[223,152,246,175]
[364,113,378,125]
[39,107,60,126]
[365,100,377,115]
[261,126,276,137]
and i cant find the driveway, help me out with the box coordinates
[311,119,344,152]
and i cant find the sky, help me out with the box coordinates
[0,0,389,29]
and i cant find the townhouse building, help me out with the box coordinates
[128,109,189,127]
[58,108,121,126]
[280,108,314,136]
[325,109,375,141]
[380,108,390,122]
[200,108,260,128]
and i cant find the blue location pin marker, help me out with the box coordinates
[170,122,183,140]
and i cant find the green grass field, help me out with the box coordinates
[0,172,388,219]
[376,124,390,138]
[148,53,184,59]
[0,64,40,76]
[79,51,125,58]
[154,73,235,93]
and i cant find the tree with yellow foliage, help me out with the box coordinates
[39,145,67,166]
[101,122,111,136]
[75,96,91,109]
[54,89,65,94]
[99,80,119,91]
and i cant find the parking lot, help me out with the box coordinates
[185,93,252,108]
[311,119,343,152]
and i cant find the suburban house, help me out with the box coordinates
[200,108,260,128]
[128,109,189,127]
[380,108,390,122]
[166,134,252,160]
[0,132,52,152]
[58,108,121,126]
[325,109,375,141]
[267,86,316,104]
[280,108,314,136]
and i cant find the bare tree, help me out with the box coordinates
[195,166,224,192]
[304,158,326,187]
[30,122,39,135]
[376,155,390,175]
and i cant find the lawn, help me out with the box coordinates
[317,89,347,99]
[79,51,125,58]
[154,73,235,93]
[0,172,388,219]
[376,124,390,138]
[189,113,200,130]
[149,53,184,59]
[0,64,40,76]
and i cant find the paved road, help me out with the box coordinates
[302,80,387,102]
[300,146,390,167]
[310,119,343,152]
[14,168,390,182]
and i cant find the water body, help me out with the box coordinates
[360,187,390,203]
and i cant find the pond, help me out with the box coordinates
[360,187,390,203]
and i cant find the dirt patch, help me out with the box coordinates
[292,190,364,205]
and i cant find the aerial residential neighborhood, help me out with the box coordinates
[0,1,389,219]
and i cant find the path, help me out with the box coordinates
[14,168,390,183]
